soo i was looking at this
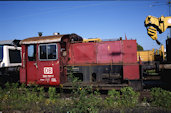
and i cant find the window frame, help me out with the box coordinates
[38,43,58,61]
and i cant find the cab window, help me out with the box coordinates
[0,45,3,62]
[39,44,57,60]
[28,45,36,61]
[9,49,21,63]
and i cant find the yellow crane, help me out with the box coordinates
[144,15,170,60]
[145,15,171,40]
[83,38,102,43]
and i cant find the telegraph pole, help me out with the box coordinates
[169,0,171,38]
[151,0,171,38]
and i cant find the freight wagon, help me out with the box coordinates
[20,33,142,90]
[137,45,165,73]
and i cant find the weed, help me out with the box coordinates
[48,87,60,100]
[105,89,121,109]
[105,87,139,110]
[120,87,139,108]
[151,88,171,109]
[67,69,102,113]
[37,86,45,100]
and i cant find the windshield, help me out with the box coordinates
[0,45,3,62]
[9,49,21,63]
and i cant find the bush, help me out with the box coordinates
[48,87,57,100]
[105,87,139,110]
[105,89,121,109]
[120,87,140,108]
[151,88,171,109]
[67,71,102,113]
[70,88,102,113]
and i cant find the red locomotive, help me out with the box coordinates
[20,33,142,90]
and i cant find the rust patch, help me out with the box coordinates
[20,34,69,45]
[20,33,83,45]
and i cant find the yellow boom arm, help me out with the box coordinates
[145,15,171,40]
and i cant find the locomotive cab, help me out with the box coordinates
[20,33,82,85]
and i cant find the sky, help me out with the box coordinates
[0,0,169,50]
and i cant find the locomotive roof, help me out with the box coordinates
[20,34,82,44]
[0,39,21,46]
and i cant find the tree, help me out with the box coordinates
[137,43,144,51]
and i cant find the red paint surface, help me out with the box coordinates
[97,41,122,63]
[20,68,26,83]
[69,43,96,64]
[69,40,137,65]
[20,45,26,83]
[37,61,60,85]
[123,64,139,80]
[123,40,137,63]
[122,40,139,80]
[26,60,38,84]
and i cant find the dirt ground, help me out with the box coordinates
[2,107,171,113]
[99,107,171,113]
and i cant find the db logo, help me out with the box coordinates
[44,67,53,74]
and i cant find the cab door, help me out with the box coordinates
[26,44,38,84]
[37,43,60,85]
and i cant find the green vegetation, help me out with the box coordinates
[150,88,171,109]
[105,87,139,109]
[67,71,103,113]
[0,81,171,112]
[145,69,159,76]
[146,69,156,73]
[137,43,144,51]
[120,87,139,108]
